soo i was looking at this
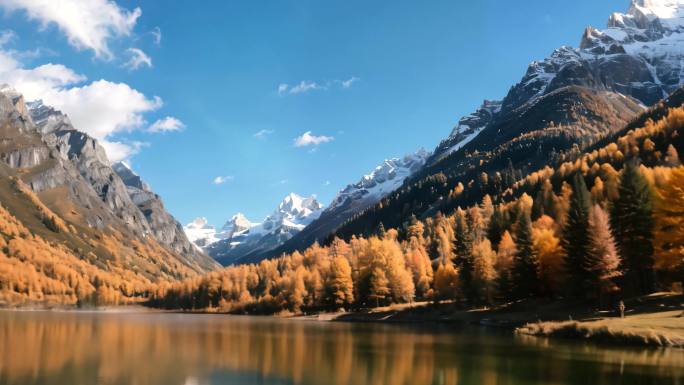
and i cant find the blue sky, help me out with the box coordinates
[0,0,625,226]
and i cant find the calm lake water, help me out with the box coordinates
[0,310,682,385]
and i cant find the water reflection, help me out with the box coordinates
[0,311,682,385]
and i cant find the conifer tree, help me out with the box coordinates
[562,173,592,298]
[325,256,354,309]
[376,222,387,239]
[512,210,539,299]
[433,263,459,302]
[664,144,681,167]
[453,209,474,300]
[496,231,516,299]
[654,166,684,283]
[587,205,622,304]
[610,160,655,296]
[531,216,564,298]
[487,207,505,250]
[472,239,498,304]
[368,267,390,307]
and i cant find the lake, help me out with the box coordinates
[1,310,682,385]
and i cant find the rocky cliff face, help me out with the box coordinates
[0,86,219,274]
[111,161,210,266]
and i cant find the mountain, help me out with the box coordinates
[111,161,208,265]
[0,86,219,306]
[186,193,324,265]
[430,0,684,165]
[285,0,684,245]
[265,149,430,258]
[184,217,220,248]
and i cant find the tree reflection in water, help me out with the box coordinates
[0,311,682,385]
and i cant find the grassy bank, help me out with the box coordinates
[327,292,684,348]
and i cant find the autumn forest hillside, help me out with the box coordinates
[150,88,684,313]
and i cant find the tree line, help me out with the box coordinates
[150,109,684,313]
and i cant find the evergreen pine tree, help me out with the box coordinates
[610,160,655,296]
[375,222,387,239]
[487,207,504,251]
[512,210,539,299]
[453,210,474,301]
[562,173,592,299]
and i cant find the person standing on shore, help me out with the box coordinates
[618,300,626,319]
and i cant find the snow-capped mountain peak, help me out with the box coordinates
[184,217,219,248]
[221,212,253,237]
[328,149,429,212]
[278,193,323,218]
[184,193,324,265]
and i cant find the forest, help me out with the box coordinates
[149,107,684,314]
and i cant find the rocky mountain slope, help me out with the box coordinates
[432,0,684,165]
[0,86,218,305]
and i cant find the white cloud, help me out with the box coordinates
[46,79,162,140]
[324,180,331,186]
[151,26,162,45]
[0,44,163,162]
[123,48,151,70]
[294,131,334,147]
[148,116,184,133]
[277,80,323,95]
[278,76,359,95]
[0,0,141,59]
[277,83,289,95]
[340,76,359,88]
[212,175,234,185]
[253,129,274,139]
[289,80,322,94]
[101,140,148,162]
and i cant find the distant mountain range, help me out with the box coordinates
[185,150,429,265]
[185,193,323,265]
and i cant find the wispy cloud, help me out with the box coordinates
[294,131,334,147]
[0,30,16,46]
[123,48,152,70]
[340,76,359,88]
[253,129,274,139]
[148,116,184,133]
[278,80,323,95]
[277,76,359,96]
[151,26,162,45]
[0,0,141,59]
[212,175,234,185]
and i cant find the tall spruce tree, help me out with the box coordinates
[512,209,539,299]
[562,173,592,299]
[487,207,504,250]
[610,160,655,296]
[453,210,474,300]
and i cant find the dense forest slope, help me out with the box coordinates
[0,88,218,307]
[264,0,684,261]
[150,93,684,312]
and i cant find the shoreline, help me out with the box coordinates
[3,293,682,349]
